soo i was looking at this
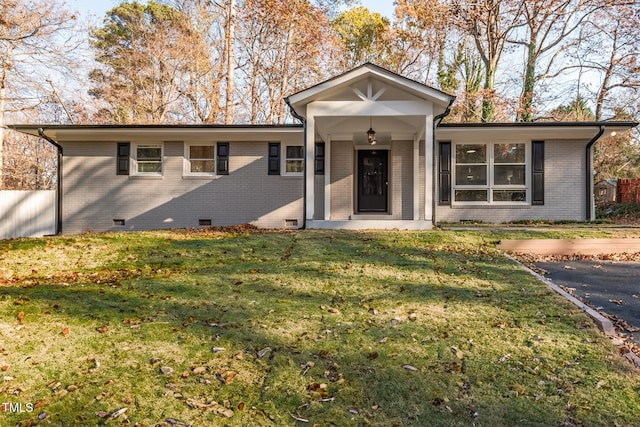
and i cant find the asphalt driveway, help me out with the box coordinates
[535,260,640,344]
[498,238,640,344]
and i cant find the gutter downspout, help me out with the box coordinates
[38,128,63,235]
[285,100,307,229]
[585,125,605,222]
[432,97,456,226]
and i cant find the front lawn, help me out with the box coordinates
[1,228,639,426]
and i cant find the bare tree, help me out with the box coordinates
[509,0,608,122]
[451,0,525,122]
[582,2,640,121]
[1,0,80,188]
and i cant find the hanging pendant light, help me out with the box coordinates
[367,117,377,145]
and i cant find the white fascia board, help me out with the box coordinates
[435,126,610,141]
[308,100,432,117]
[29,127,304,142]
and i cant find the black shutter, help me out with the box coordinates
[217,143,229,175]
[268,142,280,175]
[532,141,544,205]
[117,142,130,175]
[315,143,325,175]
[439,141,451,205]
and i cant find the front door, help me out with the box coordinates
[358,150,388,212]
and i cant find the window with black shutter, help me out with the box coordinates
[117,142,130,175]
[217,142,229,175]
[268,142,280,175]
[532,141,544,205]
[315,143,325,175]
[439,141,451,205]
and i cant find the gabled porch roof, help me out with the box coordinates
[285,63,456,142]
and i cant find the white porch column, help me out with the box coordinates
[424,113,434,223]
[324,134,331,220]
[306,115,315,222]
[413,135,419,220]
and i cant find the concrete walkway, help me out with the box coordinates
[498,238,640,255]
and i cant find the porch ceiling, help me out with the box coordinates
[315,115,425,142]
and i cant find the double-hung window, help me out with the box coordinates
[186,143,215,175]
[453,142,528,204]
[492,143,526,202]
[284,145,304,175]
[134,144,163,175]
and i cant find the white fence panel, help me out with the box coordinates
[0,191,56,239]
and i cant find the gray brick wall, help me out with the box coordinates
[61,138,303,234]
[435,139,588,223]
[330,141,354,220]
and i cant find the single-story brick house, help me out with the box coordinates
[10,64,638,234]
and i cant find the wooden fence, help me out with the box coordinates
[617,179,640,203]
[0,190,56,239]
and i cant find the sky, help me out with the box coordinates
[70,0,397,22]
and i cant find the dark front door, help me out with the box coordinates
[358,150,388,212]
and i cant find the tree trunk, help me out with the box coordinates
[519,39,537,122]
[225,0,236,124]
[482,67,496,122]
[0,65,5,189]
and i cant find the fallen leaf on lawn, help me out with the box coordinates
[96,411,108,418]
[47,381,61,390]
[290,413,310,423]
[368,352,379,360]
[97,326,109,333]
[300,361,315,375]
[379,337,388,343]
[451,346,464,360]
[165,418,193,427]
[402,364,418,371]
[1,365,7,371]
[498,353,512,363]
[95,392,108,401]
[108,407,127,420]
[211,347,225,353]
[257,347,271,358]
[160,366,175,376]
[61,327,69,336]
[192,367,206,375]
[222,371,236,384]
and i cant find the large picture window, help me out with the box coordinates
[453,142,528,204]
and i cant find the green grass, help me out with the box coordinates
[1,229,639,426]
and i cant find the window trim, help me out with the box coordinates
[133,143,164,176]
[184,142,216,177]
[282,144,304,176]
[451,141,530,205]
